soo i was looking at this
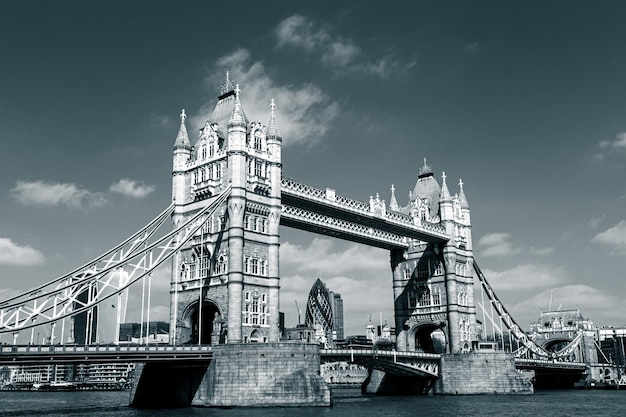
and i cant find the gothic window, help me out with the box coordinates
[244,256,250,273]
[255,160,263,177]
[262,219,268,233]
[200,254,210,278]
[254,133,263,150]
[193,171,198,184]
[417,262,429,280]
[260,260,267,276]
[252,298,259,325]
[214,255,227,275]
[251,258,259,275]
[432,287,441,306]
[262,293,267,303]
[201,145,206,160]
[404,268,411,280]
[248,160,254,176]
[245,291,250,302]
[209,143,214,157]
[435,262,443,275]
[419,286,431,307]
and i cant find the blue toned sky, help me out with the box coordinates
[2,1,626,337]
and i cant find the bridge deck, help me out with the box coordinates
[0,345,213,365]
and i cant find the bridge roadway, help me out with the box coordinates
[0,344,587,374]
[0,344,213,365]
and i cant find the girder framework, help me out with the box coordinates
[320,349,440,378]
[280,177,449,247]
[0,187,231,334]
[474,261,584,360]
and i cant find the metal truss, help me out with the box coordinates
[321,349,440,378]
[281,204,410,249]
[281,177,449,242]
[474,261,583,360]
[0,186,231,334]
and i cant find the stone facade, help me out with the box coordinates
[170,76,282,346]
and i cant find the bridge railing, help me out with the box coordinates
[1,344,213,355]
[281,177,448,239]
[321,348,441,360]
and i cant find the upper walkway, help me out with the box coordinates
[280,177,449,249]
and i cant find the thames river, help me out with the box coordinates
[1,388,626,416]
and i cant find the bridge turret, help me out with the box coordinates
[265,98,282,342]
[438,171,454,224]
[172,109,191,204]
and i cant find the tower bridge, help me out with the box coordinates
[0,74,597,407]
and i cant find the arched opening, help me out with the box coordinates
[543,338,571,353]
[249,329,261,343]
[413,323,447,354]
[185,300,221,345]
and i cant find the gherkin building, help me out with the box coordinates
[305,279,344,342]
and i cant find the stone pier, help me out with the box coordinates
[433,352,533,395]
[130,343,331,408]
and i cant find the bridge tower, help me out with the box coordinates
[169,75,282,345]
[390,160,477,354]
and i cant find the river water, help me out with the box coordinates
[1,388,626,416]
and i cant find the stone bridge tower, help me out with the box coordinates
[389,159,477,354]
[169,75,282,345]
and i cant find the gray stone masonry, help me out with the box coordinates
[193,342,331,407]
[433,352,533,395]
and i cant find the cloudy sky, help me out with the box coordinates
[2,1,626,338]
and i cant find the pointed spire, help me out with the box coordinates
[266,99,281,139]
[174,109,191,149]
[418,157,434,178]
[228,84,247,128]
[389,184,399,210]
[440,171,451,201]
[220,71,235,96]
[459,178,469,208]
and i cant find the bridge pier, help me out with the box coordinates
[433,352,533,395]
[130,343,330,408]
[362,368,434,395]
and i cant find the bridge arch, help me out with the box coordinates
[181,299,223,345]
[407,322,447,354]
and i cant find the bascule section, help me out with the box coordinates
[388,160,476,355]
[170,74,282,346]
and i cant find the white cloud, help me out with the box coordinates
[274,15,415,78]
[509,285,626,330]
[590,215,606,229]
[477,232,521,257]
[528,246,555,256]
[481,264,566,292]
[0,237,45,266]
[275,14,328,50]
[478,232,552,257]
[591,220,626,254]
[281,238,387,275]
[193,48,339,146]
[150,114,174,128]
[109,178,155,199]
[11,180,107,209]
[599,132,626,149]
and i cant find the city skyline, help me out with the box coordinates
[2,1,626,337]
